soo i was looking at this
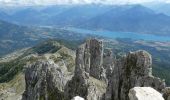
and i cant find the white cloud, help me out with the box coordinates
[0,0,170,6]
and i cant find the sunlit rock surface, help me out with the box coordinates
[71,96,85,100]
[129,87,164,100]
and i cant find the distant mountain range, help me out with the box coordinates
[0,4,170,36]
[80,5,170,35]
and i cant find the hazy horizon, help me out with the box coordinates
[1,0,170,6]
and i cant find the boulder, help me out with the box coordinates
[129,87,164,100]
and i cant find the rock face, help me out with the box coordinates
[22,60,70,100]
[163,87,170,100]
[22,38,167,100]
[65,39,113,100]
[129,87,164,100]
[103,48,114,82]
[110,50,165,100]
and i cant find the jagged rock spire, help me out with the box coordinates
[74,39,105,80]
[110,50,165,100]
[65,39,113,100]
[23,38,167,100]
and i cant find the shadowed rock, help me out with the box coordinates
[163,87,170,100]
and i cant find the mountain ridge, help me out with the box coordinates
[1,5,170,36]
[22,39,168,100]
[80,5,170,35]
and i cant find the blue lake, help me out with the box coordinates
[66,27,170,42]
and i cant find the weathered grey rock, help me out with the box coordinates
[66,40,165,100]
[88,39,104,79]
[65,39,109,100]
[22,60,70,100]
[65,76,107,100]
[163,87,170,100]
[129,87,164,100]
[103,48,114,81]
[103,48,114,100]
[110,50,165,100]
[22,39,167,100]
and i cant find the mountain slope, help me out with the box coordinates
[145,3,170,16]
[0,20,37,55]
[1,5,170,36]
[0,11,9,20]
[0,39,78,100]
[2,5,114,26]
[10,8,43,25]
[80,5,170,35]
[0,20,93,56]
[47,5,114,26]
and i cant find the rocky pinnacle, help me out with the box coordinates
[23,39,166,100]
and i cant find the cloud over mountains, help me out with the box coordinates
[0,0,170,6]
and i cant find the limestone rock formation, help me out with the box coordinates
[64,39,165,100]
[129,87,164,100]
[65,39,113,100]
[163,87,170,100]
[22,60,71,100]
[22,38,167,100]
[110,50,165,100]
[103,48,114,82]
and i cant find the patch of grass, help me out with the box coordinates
[0,59,25,83]
[0,56,45,83]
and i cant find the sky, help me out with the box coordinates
[0,0,170,6]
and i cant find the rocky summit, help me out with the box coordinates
[23,39,167,100]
